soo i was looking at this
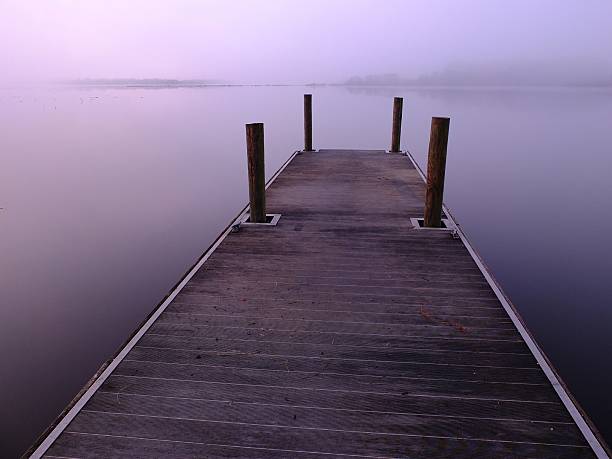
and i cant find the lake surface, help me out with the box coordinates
[1,85,611,456]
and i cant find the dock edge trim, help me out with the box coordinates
[405,149,610,459]
[28,150,301,458]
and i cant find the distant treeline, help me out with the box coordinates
[64,78,225,86]
[344,70,612,88]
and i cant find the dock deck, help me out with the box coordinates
[33,149,606,458]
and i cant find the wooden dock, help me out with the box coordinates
[30,147,608,458]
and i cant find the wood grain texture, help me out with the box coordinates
[246,123,266,223]
[391,97,403,152]
[424,117,450,227]
[43,149,597,458]
[304,94,313,151]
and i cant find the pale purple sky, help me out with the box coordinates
[1,0,611,83]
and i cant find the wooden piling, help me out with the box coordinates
[304,94,313,151]
[390,97,403,152]
[424,117,450,227]
[246,122,266,223]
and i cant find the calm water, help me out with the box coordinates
[1,85,611,456]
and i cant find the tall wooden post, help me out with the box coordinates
[304,94,313,151]
[246,123,266,223]
[390,97,403,152]
[424,117,450,228]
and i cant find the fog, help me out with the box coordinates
[1,0,612,86]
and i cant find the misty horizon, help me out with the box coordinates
[38,58,612,89]
[2,1,612,87]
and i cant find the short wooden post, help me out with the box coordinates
[304,94,313,151]
[390,97,403,152]
[424,117,450,228]
[245,122,266,223]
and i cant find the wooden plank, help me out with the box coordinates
[149,322,529,353]
[198,257,484,276]
[83,391,582,444]
[185,266,493,287]
[113,359,554,402]
[169,297,511,317]
[181,273,494,293]
[155,313,519,341]
[47,411,594,459]
[198,261,488,281]
[180,283,498,302]
[175,291,502,308]
[46,430,595,459]
[135,333,536,367]
[171,295,506,317]
[99,373,569,423]
[163,303,512,327]
[125,346,549,385]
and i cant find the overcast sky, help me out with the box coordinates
[1,0,611,84]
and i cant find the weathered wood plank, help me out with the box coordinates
[191,271,492,290]
[56,410,593,459]
[180,281,497,300]
[126,346,549,385]
[46,430,594,459]
[84,391,581,444]
[155,312,519,340]
[169,298,512,319]
[113,359,554,402]
[136,333,536,367]
[177,290,497,310]
[99,376,572,423]
[175,291,502,308]
[164,303,512,327]
[149,321,528,352]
